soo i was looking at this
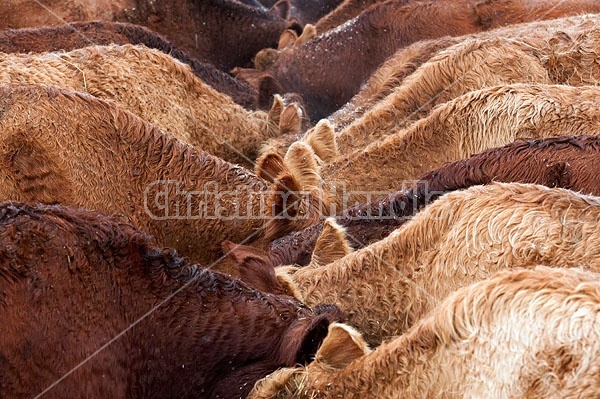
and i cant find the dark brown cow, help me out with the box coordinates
[236,135,600,269]
[0,0,290,71]
[240,0,600,120]
[0,201,342,398]
[0,21,258,109]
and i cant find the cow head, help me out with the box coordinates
[248,322,370,399]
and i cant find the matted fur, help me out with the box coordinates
[0,201,342,398]
[336,16,600,151]
[328,13,600,131]
[0,0,288,71]
[321,84,600,205]
[280,183,600,345]
[239,0,600,121]
[0,20,259,109]
[0,44,287,165]
[263,135,600,268]
[0,84,311,265]
[250,267,600,398]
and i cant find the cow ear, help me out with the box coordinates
[274,265,303,299]
[315,323,369,370]
[309,218,352,268]
[278,29,298,49]
[255,151,286,183]
[304,119,338,162]
[267,94,285,128]
[270,0,290,19]
[258,75,284,109]
[279,103,302,136]
[221,241,290,295]
[284,142,321,190]
[295,24,317,46]
[265,172,302,239]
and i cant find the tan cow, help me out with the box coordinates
[335,18,600,152]
[318,84,600,206]
[277,183,600,345]
[0,44,301,165]
[251,266,600,398]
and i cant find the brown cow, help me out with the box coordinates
[0,0,290,71]
[0,201,342,398]
[335,17,600,151]
[250,267,600,399]
[239,0,600,120]
[0,21,260,109]
[0,84,314,266]
[0,44,301,165]
[328,13,599,132]
[255,135,600,267]
[274,182,600,345]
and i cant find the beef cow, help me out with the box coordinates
[259,135,600,267]
[0,201,342,398]
[0,21,259,109]
[0,84,314,266]
[0,0,290,71]
[250,267,600,398]
[328,13,600,132]
[239,0,600,120]
[276,183,600,345]
[0,45,302,165]
[318,84,600,205]
[335,17,600,151]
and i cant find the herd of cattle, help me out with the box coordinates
[1,0,600,398]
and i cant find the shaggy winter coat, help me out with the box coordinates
[321,84,600,205]
[243,0,600,120]
[328,13,599,132]
[0,21,259,109]
[264,135,600,267]
[0,44,289,164]
[0,202,342,399]
[250,267,600,398]
[0,0,289,71]
[280,183,600,345]
[336,17,600,151]
[0,84,310,266]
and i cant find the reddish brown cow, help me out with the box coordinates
[0,0,290,71]
[0,201,342,398]
[0,21,259,109]
[334,17,600,151]
[0,45,298,165]
[240,0,600,120]
[317,84,600,202]
[229,135,600,270]
[276,183,600,345]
